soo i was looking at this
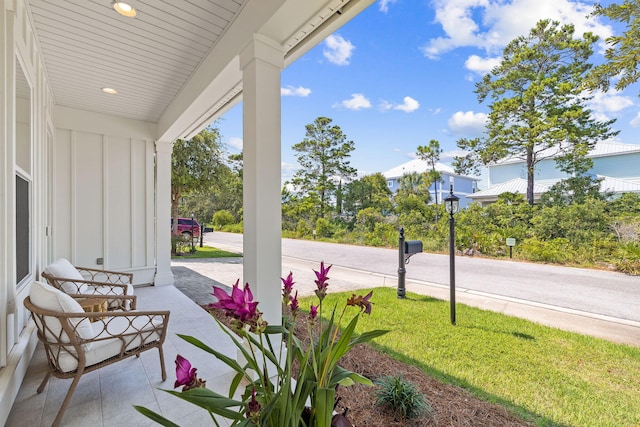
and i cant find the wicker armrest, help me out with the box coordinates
[76,266,133,285]
[44,274,131,294]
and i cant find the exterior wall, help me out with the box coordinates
[488,161,569,186]
[490,153,640,186]
[0,0,51,423]
[592,152,640,178]
[53,107,157,284]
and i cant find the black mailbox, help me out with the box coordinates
[404,240,423,255]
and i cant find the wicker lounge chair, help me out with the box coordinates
[42,258,136,310]
[24,281,169,427]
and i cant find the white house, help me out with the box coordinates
[467,141,640,206]
[382,158,481,208]
[0,0,375,422]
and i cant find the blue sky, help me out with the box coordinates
[216,0,637,186]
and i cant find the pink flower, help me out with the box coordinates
[281,271,295,303]
[313,262,332,300]
[309,305,318,321]
[174,355,205,391]
[289,291,299,316]
[209,280,259,322]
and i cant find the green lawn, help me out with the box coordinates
[171,245,241,259]
[301,288,640,427]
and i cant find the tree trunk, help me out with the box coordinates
[526,149,534,205]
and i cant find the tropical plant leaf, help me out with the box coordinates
[133,405,181,427]
[164,388,245,420]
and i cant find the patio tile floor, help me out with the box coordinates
[6,282,238,427]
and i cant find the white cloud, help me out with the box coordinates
[379,0,398,13]
[379,96,420,112]
[422,0,614,59]
[226,137,243,151]
[281,85,311,97]
[337,93,372,110]
[441,149,470,162]
[281,162,299,184]
[448,110,488,136]
[323,34,355,66]
[630,112,640,128]
[465,54,501,74]
[587,90,633,116]
[394,96,420,112]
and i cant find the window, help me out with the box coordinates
[16,174,30,284]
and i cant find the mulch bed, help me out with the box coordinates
[207,306,533,426]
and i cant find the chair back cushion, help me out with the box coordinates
[29,281,95,348]
[43,258,89,294]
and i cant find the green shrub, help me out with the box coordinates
[614,243,640,275]
[519,238,574,263]
[374,374,432,419]
[364,222,397,247]
[171,234,194,255]
[221,222,243,233]
[212,210,235,229]
[315,218,333,238]
[296,219,312,238]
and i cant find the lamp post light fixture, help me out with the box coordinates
[444,186,459,325]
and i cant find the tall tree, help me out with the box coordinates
[171,126,225,235]
[395,172,431,201]
[417,140,443,221]
[343,173,393,217]
[454,20,617,205]
[585,1,640,95]
[291,117,357,219]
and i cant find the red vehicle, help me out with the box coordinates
[171,217,201,239]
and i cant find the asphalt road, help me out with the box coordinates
[204,232,640,323]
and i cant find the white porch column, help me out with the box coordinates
[240,35,283,325]
[155,140,174,286]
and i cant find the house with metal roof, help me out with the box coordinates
[382,158,481,208]
[467,141,640,206]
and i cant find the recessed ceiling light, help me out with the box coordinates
[102,87,118,95]
[112,1,137,17]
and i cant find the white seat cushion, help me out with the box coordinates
[29,281,94,350]
[56,315,164,372]
[44,258,89,294]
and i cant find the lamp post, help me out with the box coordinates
[444,186,459,325]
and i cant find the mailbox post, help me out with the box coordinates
[397,228,423,299]
[398,228,406,299]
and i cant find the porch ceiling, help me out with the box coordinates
[26,0,373,141]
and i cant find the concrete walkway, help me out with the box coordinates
[172,256,640,347]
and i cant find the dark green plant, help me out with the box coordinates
[212,209,234,229]
[374,374,432,419]
[315,217,333,238]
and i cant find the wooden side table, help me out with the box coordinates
[79,297,108,321]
